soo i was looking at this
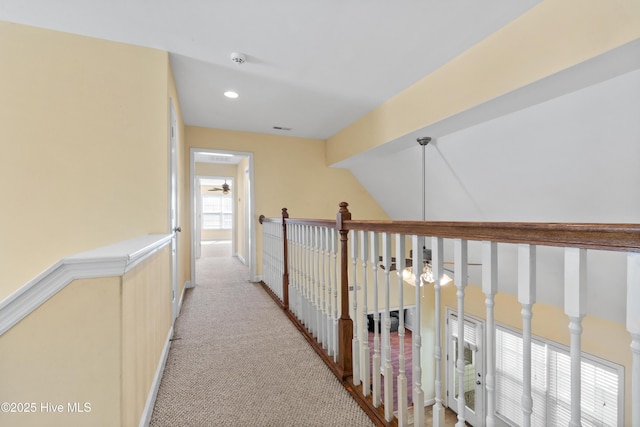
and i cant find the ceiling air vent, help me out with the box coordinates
[272,126,292,131]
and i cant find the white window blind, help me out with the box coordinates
[495,328,547,426]
[495,326,621,427]
[548,348,619,427]
[450,315,477,348]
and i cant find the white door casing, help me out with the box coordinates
[169,99,179,322]
[447,311,485,426]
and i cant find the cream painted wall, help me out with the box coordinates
[186,126,389,275]
[0,276,122,426]
[0,246,172,427]
[121,246,172,427]
[326,0,640,165]
[0,22,171,301]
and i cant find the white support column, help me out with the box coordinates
[412,235,425,427]
[361,231,370,396]
[482,241,498,427]
[396,234,408,426]
[518,244,536,427]
[454,239,468,427]
[351,230,360,386]
[382,232,394,421]
[565,247,586,427]
[371,231,382,407]
[628,252,640,427]
[432,236,445,427]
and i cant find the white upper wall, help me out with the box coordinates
[341,67,640,324]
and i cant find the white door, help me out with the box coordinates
[169,99,180,322]
[447,312,484,426]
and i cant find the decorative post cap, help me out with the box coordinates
[336,202,351,230]
[282,207,289,218]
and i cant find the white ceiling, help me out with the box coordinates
[0,0,539,139]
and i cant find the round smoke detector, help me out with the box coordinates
[230,52,246,65]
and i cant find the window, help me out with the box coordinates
[495,326,622,427]
[202,194,232,230]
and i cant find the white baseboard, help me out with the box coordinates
[234,253,246,264]
[177,283,188,316]
[423,398,435,407]
[139,326,173,427]
[184,280,195,289]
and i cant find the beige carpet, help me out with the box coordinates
[149,241,375,427]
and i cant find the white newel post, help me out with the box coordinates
[396,234,408,426]
[361,231,370,396]
[454,239,469,427]
[382,232,394,421]
[412,235,425,427]
[351,230,360,386]
[432,236,445,427]
[518,244,536,427]
[565,247,586,427]
[628,252,640,427]
[482,241,498,427]
[371,231,382,407]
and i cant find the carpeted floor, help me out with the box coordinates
[149,241,375,427]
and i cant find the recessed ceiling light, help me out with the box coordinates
[224,91,239,99]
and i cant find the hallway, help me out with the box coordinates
[149,241,374,426]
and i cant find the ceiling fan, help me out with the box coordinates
[208,180,231,195]
[380,248,480,274]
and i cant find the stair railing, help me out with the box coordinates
[260,202,640,427]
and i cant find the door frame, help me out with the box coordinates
[189,148,256,286]
[446,308,485,426]
[169,99,179,322]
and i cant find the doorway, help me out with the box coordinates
[446,310,484,425]
[189,148,256,287]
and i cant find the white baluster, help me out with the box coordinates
[371,231,381,407]
[351,230,361,386]
[361,231,370,396]
[396,234,408,426]
[312,227,318,333]
[325,227,333,354]
[432,237,445,427]
[518,244,536,427]
[627,252,640,427]
[318,227,327,348]
[333,229,339,363]
[412,236,425,427]
[565,247,586,427]
[455,239,468,427]
[382,233,394,421]
[315,226,322,340]
[482,241,498,427]
[304,225,311,328]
